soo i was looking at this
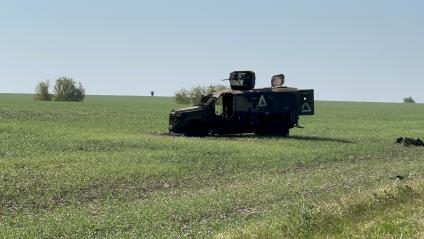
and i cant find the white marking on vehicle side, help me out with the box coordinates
[302,102,312,112]
[258,95,267,107]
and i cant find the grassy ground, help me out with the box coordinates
[0,93,423,238]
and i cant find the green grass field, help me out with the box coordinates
[1,93,424,238]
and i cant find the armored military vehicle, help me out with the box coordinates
[169,71,314,136]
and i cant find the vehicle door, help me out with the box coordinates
[213,94,234,132]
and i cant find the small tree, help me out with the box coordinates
[175,88,191,104]
[403,96,415,103]
[53,77,85,102]
[34,80,52,101]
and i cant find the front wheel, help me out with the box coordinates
[184,120,210,137]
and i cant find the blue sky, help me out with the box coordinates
[1,0,423,102]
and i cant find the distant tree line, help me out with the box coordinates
[175,85,229,104]
[34,77,85,102]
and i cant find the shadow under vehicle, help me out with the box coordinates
[169,71,314,136]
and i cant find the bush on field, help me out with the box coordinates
[175,85,229,104]
[189,85,208,105]
[206,85,229,94]
[403,96,415,103]
[175,88,191,104]
[34,80,52,101]
[53,77,85,102]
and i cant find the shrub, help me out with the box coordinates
[189,85,208,104]
[206,85,229,94]
[175,88,191,104]
[34,80,52,101]
[53,77,85,102]
[403,97,415,103]
[175,85,230,104]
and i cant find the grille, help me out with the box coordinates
[169,113,177,126]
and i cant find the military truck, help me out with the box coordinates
[169,71,314,136]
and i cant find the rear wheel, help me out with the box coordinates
[255,120,290,137]
[185,130,209,137]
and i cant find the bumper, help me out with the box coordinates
[168,113,180,133]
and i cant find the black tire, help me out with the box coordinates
[279,127,290,137]
[184,130,209,137]
[184,120,209,137]
[254,127,267,136]
[256,120,290,137]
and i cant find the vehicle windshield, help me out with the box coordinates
[195,95,216,106]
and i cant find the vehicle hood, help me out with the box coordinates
[174,106,203,114]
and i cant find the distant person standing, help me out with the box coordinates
[151,91,155,96]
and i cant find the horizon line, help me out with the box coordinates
[0,92,418,104]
